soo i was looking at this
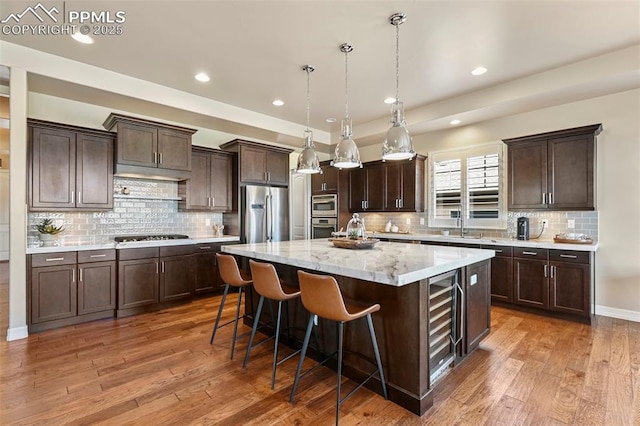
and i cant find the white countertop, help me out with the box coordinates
[333,232,599,252]
[222,239,495,286]
[26,236,241,254]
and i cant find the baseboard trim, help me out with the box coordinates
[6,326,29,341]
[595,305,640,323]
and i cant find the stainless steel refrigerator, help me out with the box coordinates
[242,185,289,243]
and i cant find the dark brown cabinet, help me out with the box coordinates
[513,251,549,309]
[219,139,292,186]
[348,164,384,212]
[311,162,339,194]
[159,245,194,302]
[194,243,222,294]
[29,249,116,332]
[103,113,196,180]
[505,124,601,210]
[29,120,114,211]
[465,260,491,353]
[488,246,513,303]
[179,148,233,212]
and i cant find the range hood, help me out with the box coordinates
[103,113,196,181]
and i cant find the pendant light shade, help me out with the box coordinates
[332,43,362,169]
[296,65,321,174]
[382,13,415,161]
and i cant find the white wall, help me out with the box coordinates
[360,88,640,318]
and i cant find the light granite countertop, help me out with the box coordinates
[222,239,495,286]
[332,232,598,252]
[26,236,241,254]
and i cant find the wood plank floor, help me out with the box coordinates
[1,262,639,425]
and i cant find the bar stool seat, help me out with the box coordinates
[290,270,388,425]
[210,253,253,360]
[243,260,301,389]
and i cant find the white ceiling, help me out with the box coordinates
[1,0,639,148]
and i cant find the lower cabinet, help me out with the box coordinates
[159,245,195,302]
[194,243,222,294]
[29,249,116,332]
[488,246,513,303]
[118,257,159,309]
[465,260,491,353]
[513,247,549,309]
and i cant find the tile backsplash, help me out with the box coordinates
[27,178,224,247]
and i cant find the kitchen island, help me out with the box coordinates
[222,239,495,415]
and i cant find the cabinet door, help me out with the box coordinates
[76,133,114,209]
[465,260,491,353]
[30,126,76,209]
[383,163,401,210]
[118,258,159,309]
[211,152,233,212]
[311,171,325,193]
[548,135,594,210]
[116,122,158,168]
[194,251,220,294]
[160,255,195,302]
[365,164,385,211]
[348,168,366,212]
[513,258,548,309]
[508,140,547,209]
[186,151,212,210]
[549,261,590,316]
[240,145,267,183]
[266,150,290,185]
[322,165,339,192]
[158,128,192,171]
[490,256,513,303]
[78,261,116,315]
[31,265,77,323]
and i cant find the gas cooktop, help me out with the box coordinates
[114,234,190,243]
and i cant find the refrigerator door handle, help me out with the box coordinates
[265,192,272,241]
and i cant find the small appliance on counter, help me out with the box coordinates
[517,217,529,240]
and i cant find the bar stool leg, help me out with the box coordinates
[230,287,244,360]
[289,314,315,403]
[271,300,283,389]
[366,313,388,399]
[242,295,265,368]
[210,283,230,344]
[336,321,344,425]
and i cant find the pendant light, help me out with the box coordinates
[332,43,362,169]
[382,13,416,161]
[296,65,321,174]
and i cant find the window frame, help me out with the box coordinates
[428,142,507,230]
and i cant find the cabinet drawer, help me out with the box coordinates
[482,245,512,258]
[31,252,77,267]
[549,249,590,264]
[160,244,194,257]
[513,247,548,259]
[118,247,159,261]
[195,243,221,253]
[78,249,116,263]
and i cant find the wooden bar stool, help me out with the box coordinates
[243,260,301,389]
[290,270,388,425]
[210,253,253,360]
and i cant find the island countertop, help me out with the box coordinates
[222,239,495,286]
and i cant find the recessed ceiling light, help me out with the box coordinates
[272,99,284,106]
[194,72,210,82]
[71,32,94,44]
[384,97,396,104]
[326,117,337,123]
[471,66,487,76]
[450,119,461,125]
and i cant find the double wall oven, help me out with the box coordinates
[311,194,338,239]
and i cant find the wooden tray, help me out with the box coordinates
[553,237,594,244]
[329,238,380,249]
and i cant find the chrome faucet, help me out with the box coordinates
[457,204,465,237]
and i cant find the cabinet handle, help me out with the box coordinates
[79,268,83,282]
[72,269,76,283]
[364,200,368,209]
[211,197,215,208]
[560,254,577,259]
[494,249,503,253]
[542,192,546,205]
[361,201,364,209]
[159,152,163,164]
[522,251,538,256]
[71,191,74,204]
[400,199,403,208]
[45,257,65,262]
[155,262,159,274]
[77,191,81,203]
[154,152,158,164]
[161,261,165,273]
[199,246,212,250]
[544,264,548,277]
[549,193,553,204]
[89,254,106,258]
[551,265,555,278]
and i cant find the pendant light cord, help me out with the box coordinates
[306,67,311,133]
[344,49,349,117]
[395,23,400,103]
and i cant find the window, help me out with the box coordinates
[428,142,506,229]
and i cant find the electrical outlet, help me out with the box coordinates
[567,219,575,229]
[205,219,211,226]
[406,217,411,225]
[420,218,425,225]
[542,219,549,227]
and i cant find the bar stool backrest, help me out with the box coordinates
[216,253,251,287]
[297,270,350,322]
[249,260,288,300]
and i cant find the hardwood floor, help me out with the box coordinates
[0,264,638,425]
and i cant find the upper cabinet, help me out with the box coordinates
[219,139,292,186]
[178,148,233,212]
[311,161,339,194]
[29,119,114,211]
[103,113,196,180]
[504,124,601,210]
[348,156,425,213]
